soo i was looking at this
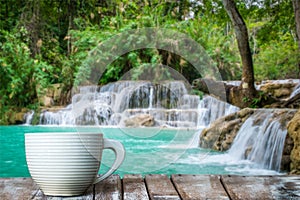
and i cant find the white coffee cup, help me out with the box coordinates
[25,132,125,196]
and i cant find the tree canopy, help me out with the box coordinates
[0,0,299,123]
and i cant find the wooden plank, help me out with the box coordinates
[1,175,299,200]
[263,175,300,199]
[221,175,273,200]
[123,174,149,200]
[32,185,94,200]
[220,175,300,200]
[94,174,122,200]
[171,174,229,200]
[145,174,180,200]
[0,178,38,200]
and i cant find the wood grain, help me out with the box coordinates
[123,174,149,200]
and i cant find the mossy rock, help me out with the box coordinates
[287,109,300,174]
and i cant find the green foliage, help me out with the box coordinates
[254,33,299,80]
[0,29,57,124]
[0,0,24,30]
[176,17,242,80]
[243,91,269,108]
[0,0,299,123]
[0,30,35,107]
[191,89,204,99]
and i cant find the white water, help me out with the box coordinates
[25,81,293,174]
[290,81,300,98]
[24,111,34,125]
[197,96,239,127]
[38,81,239,128]
[177,109,288,174]
[228,110,288,171]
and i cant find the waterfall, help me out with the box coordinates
[290,81,300,98]
[228,109,288,171]
[24,111,34,125]
[197,96,239,127]
[149,86,154,109]
[38,81,238,128]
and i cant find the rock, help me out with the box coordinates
[284,92,300,109]
[274,88,291,98]
[192,78,280,108]
[41,106,65,112]
[281,155,292,173]
[51,84,62,103]
[279,109,297,171]
[199,109,254,151]
[37,83,62,106]
[124,114,155,127]
[192,78,238,105]
[5,108,29,125]
[260,82,297,99]
[199,106,297,174]
[287,109,300,174]
[14,112,26,124]
[245,146,252,158]
[39,96,54,107]
[238,107,254,119]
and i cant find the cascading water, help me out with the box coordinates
[19,80,297,175]
[228,109,291,171]
[24,111,34,125]
[290,81,300,98]
[197,96,239,127]
[38,81,238,128]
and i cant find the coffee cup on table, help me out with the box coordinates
[25,132,125,196]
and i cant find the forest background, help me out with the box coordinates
[0,0,299,124]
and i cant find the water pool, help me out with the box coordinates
[0,125,281,177]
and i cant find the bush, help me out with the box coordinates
[0,30,53,107]
[254,32,299,80]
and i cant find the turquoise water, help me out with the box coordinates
[0,125,281,177]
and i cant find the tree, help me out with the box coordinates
[222,0,257,106]
[293,0,300,75]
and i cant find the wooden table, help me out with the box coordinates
[1,174,300,199]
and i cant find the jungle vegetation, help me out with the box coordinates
[0,0,299,124]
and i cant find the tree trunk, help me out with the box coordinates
[67,0,76,56]
[222,0,256,103]
[22,0,41,58]
[293,0,300,77]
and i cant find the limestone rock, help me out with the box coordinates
[124,114,155,127]
[287,109,300,174]
[260,81,296,99]
[14,112,25,123]
[51,84,62,103]
[238,107,254,119]
[37,83,62,106]
[199,108,296,159]
[284,92,300,109]
[199,109,254,151]
[268,110,296,159]
[41,106,65,113]
[39,96,54,107]
[5,108,29,124]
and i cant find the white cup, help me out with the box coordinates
[25,132,125,196]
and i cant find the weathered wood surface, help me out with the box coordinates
[221,175,300,200]
[171,174,229,200]
[94,174,122,200]
[123,174,149,200]
[1,175,300,200]
[0,178,38,200]
[145,174,180,200]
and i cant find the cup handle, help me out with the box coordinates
[93,138,125,184]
